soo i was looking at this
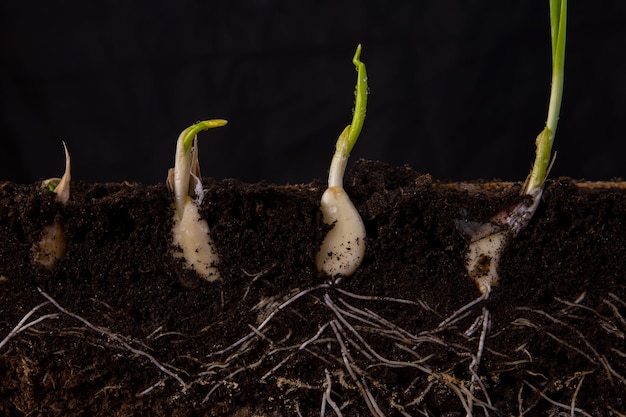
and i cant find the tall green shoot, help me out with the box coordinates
[526,0,567,194]
[458,1,567,294]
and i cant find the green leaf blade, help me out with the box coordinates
[346,44,368,155]
[182,119,228,154]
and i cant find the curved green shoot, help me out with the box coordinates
[526,0,567,194]
[346,44,368,155]
[328,45,369,189]
[182,119,227,154]
[172,119,227,220]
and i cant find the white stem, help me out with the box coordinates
[55,141,71,204]
[328,126,350,188]
[173,130,192,220]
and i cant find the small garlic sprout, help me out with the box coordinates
[32,142,71,268]
[316,45,368,278]
[167,120,226,281]
[458,0,567,294]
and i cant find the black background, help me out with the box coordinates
[1,1,625,184]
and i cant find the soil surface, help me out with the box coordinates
[1,160,625,416]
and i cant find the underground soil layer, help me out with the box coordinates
[0,160,625,416]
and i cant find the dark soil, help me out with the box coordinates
[1,160,625,416]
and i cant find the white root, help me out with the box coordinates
[316,186,366,278]
[37,288,188,390]
[0,302,58,352]
[322,368,344,416]
[172,196,220,281]
[190,282,496,414]
[522,380,592,417]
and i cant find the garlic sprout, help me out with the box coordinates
[167,119,227,281]
[458,0,567,294]
[33,142,71,268]
[316,45,368,279]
